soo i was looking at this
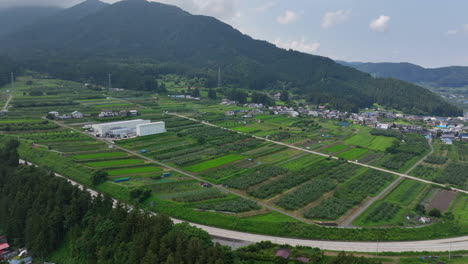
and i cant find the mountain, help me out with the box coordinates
[0,0,461,116]
[0,6,62,36]
[337,61,468,88]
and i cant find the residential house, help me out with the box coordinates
[71,111,84,119]
[129,110,138,116]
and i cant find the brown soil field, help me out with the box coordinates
[425,189,457,212]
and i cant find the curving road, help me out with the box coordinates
[19,159,468,252]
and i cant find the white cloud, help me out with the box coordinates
[369,15,390,32]
[255,1,276,13]
[273,38,320,54]
[447,29,458,35]
[155,0,238,20]
[277,10,299,25]
[321,10,351,29]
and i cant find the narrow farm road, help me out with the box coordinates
[340,139,435,227]
[18,159,468,252]
[0,94,12,112]
[171,113,468,195]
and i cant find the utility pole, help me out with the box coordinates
[217,67,221,89]
[108,73,112,89]
[10,72,14,89]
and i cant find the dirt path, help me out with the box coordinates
[0,94,12,112]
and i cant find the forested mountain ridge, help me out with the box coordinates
[0,6,62,36]
[0,0,461,116]
[337,61,468,88]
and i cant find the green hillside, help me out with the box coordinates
[0,0,461,116]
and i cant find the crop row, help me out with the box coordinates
[363,202,401,223]
[424,155,448,165]
[275,179,336,210]
[172,189,227,203]
[248,160,340,199]
[196,198,261,213]
[304,170,395,220]
[223,165,289,190]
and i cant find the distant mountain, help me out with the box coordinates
[0,6,62,36]
[337,61,468,88]
[0,0,461,116]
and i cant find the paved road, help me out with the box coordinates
[19,160,468,252]
[171,113,468,195]
[1,94,12,112]
[341,140,436,227]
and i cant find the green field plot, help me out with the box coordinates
[358,201,404,226]
[184,154,244,172]
[231,126,261,133]
[242,211,300,223]
[275,179,336,210]
[167,188,227,203]
[410,165,441,180]
[85,159,145,167]
[304,170,395,220]
[450,194,468,223]
[345,130,395,151]
[323,144,349,153]
[72,152,127,160]
[106,166,162,176]
[337,148,369,160]
[279,154,323,171]
[257,148,301,164]
[223,165,288,190]
[248,160,340,199]
[386,180,426,206]
[195,198,261,213]
[152,181,200,195]
[242,144,285,157]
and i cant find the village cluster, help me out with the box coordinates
[221,99,468,145]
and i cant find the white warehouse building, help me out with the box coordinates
[136,121,166,136]
[92,119,150,136]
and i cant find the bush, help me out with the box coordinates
[428,208,441,218]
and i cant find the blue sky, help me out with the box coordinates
[4,0,468,67]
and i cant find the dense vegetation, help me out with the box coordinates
[304,170,394,220]
[0,140,232,263]
[339,61,468,88]
[0,0,461,116]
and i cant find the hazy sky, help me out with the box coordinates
[2,0,468,68]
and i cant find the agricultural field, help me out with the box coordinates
[72,152,127,160]
[353,179,430,227]
[106,166,162,176]
[344,128,396,151]
[84,159,145,167]
[184,154,244,172]
[3,74,468,242]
